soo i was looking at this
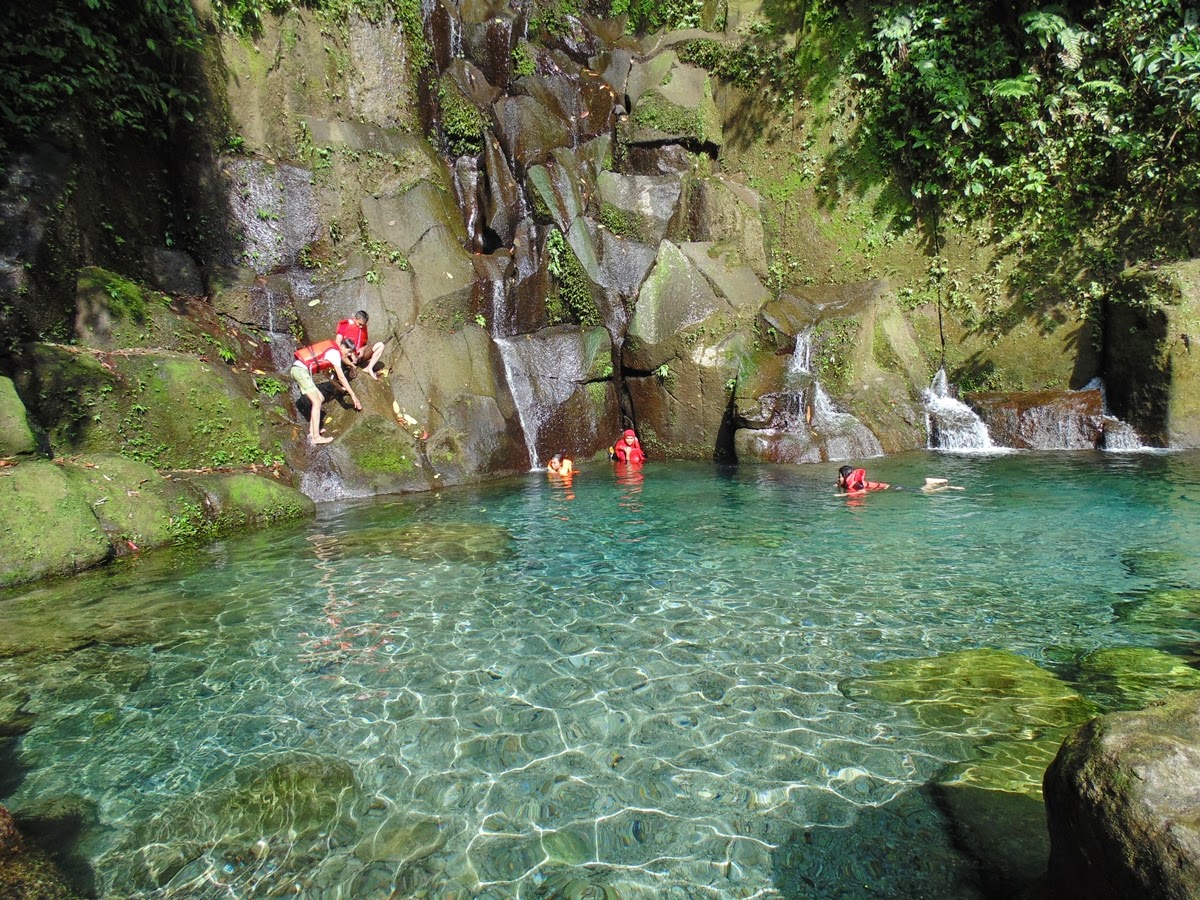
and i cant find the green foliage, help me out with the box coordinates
[854,0,1200,273]
[255,376,288,397]
[544,229,600,327]
[438,81,484,158]
[0,0,204,149]
[679,34,804,108]
[528,0,581,38]
[612,0,703,34]
[512,40,536,78]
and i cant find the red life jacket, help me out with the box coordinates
[336,318,368,353]
[844,467,887,493]
[295,339,340,374]
[615,438,645,464]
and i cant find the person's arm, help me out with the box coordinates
[329,354,361,410]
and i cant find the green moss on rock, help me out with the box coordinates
[0,377,36,457]
[0,461,111,588]
[183,473,314,537]
[59,453,203,551]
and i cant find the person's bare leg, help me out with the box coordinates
[363,342,385,379]
[306,389,333,445]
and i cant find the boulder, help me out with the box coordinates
[181,472,315,535]
[0,376,36,457]
[966,389,1105,450]
[59,453,204,553]
[1044,690,1200,899]
[0,460,111,588]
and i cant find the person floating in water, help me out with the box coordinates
[837,465,888,494]
[290,339,361,445]
[546,453,574,476]
[612,429,645,464]
[335,310,386,380]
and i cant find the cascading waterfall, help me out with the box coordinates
[742,330,883,462]
[494,337,543,469]
[1080,377,1147,451]
[923,369,997,451]
[811,382,884,459]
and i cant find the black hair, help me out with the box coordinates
[838,465,853,479]
[355,310,369,322]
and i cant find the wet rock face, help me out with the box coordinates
[1104,261,1200,449]
[1044,689,1200,900]
[966,389,1105,450]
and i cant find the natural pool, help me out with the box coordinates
[3,451,1200,898]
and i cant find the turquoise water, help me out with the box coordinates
[3,451,1200,898]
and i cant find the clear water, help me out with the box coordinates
[3,451,1200,898]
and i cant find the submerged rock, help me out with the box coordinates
[1076,646,1200,711]
[844,648,1097,895]
[308,522,515,563]
[1044,689,1200,899]
[841,648,1095,736]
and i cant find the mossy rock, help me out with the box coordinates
[841,648,1096,735]
[1075,646,1200,712]
[21,346,280,470]
[0,460,111,589]
[182,472,314,536]
[0,377,36,457]
[59,453,203,551]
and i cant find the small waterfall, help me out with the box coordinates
[1080,377,1148,451]
[495,336,543,469]
[788,329,812,378]
[495,331,592,469]
[811,383,884,459]
[923,369,997,451]
[741,330,883,463]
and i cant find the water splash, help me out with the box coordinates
[1080,377,1149,452]
[788,328,813,377]
[495,336,545,469]
[812,383,884,460]
[923,369,997,452]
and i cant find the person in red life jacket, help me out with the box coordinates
[335,310,386,380]
[290,339,361,445]
[613,429,646,464]
[837,464,889,494]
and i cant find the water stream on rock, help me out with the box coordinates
[4,453,1200,897]
[923,369,998,452]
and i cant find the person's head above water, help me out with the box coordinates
[622,429,637,443]
[837,465,856,488]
